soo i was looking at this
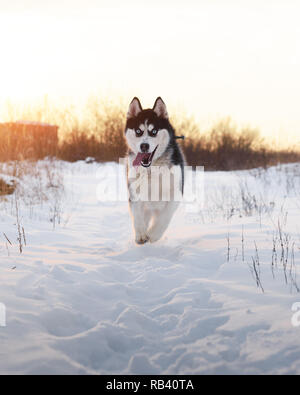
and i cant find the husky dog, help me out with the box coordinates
[125,97,185,244]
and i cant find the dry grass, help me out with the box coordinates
[0,97,299,170]
[58,100,127,162]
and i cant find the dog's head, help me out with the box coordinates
[125,97,174,167]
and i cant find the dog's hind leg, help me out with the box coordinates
[147,201,179,243]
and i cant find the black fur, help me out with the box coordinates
[126,109,172,135]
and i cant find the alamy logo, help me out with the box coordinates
[0,303,6,327]
[291,302,300,327]
[96,160,204,212]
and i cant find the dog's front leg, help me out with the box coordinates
[147,201,179,243]
[129,201,150,244]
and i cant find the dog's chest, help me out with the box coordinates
[127,162,182,202]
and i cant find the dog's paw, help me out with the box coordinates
[135,235,149,245]
[148,232,162,243]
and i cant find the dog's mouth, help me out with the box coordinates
[133,145,158,167]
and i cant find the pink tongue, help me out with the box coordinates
[133,152,151,166]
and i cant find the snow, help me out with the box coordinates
[0,160,300,374]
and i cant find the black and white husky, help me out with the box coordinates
[125,97,185,244]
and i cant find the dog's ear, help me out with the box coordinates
[127,97,142,119]
[153,97,168,119]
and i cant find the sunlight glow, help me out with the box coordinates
[0,0,300,146]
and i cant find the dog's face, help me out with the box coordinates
[125,97,172,167]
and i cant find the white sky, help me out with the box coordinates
[0,0,299,145]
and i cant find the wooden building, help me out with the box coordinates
[0,121,58,160]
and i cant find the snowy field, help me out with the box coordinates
[0,159,300,375]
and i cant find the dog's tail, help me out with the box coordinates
[175,135,185,140]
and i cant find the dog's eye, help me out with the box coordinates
[135,129,143,137]
[149,129,158,137]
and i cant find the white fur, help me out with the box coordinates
[126,124,170,162]
[127,161,182,244]
[129,199,179,244]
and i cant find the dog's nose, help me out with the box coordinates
[140,143,149,153]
